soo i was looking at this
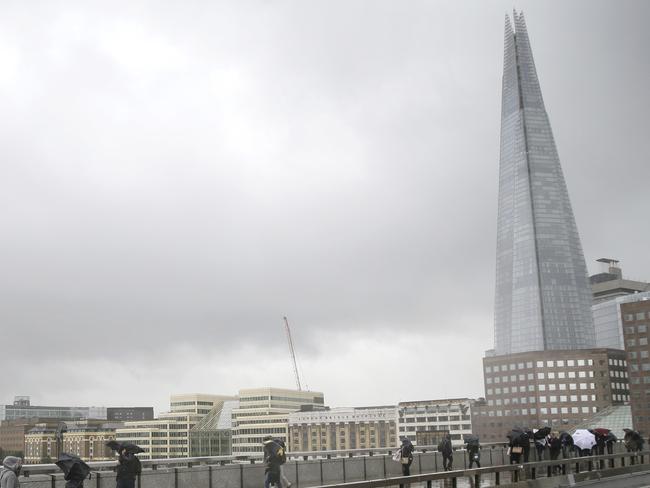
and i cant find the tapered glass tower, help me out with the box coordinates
[494,12,595,355]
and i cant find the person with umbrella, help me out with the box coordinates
[56,453,91,488]
[464,435,480,469]
[572,429,596,457]
[624,429,643,452]
[533,427,550,461]
[0,456,22,488]
[592,428,609,455]
[506,429,526,464]
[106,442,143,488]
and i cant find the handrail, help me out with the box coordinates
[315,450,650,488]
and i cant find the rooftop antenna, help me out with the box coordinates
[283,316,302,391]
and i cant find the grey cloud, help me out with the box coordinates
[0,0,648,407]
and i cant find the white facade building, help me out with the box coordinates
[397,399,474,447]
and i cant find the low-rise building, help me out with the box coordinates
[397,399,474,447]
[288,406,396,451]
[25,420,121,463]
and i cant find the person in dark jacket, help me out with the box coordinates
[116,449,141,488]
[466,440,481,469]
[548,432,562,474]
[560,432,574,458]
[0,456,22,488]
[438,435,453,471]
[398,438,414,476]
[263,436,283,488]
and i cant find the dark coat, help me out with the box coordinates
[116,454,141,481]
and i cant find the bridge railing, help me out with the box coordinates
[19,440,630,476]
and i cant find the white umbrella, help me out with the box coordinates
[572,429,596,450]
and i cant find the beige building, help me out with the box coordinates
[116,393,236,460]
[288,406,396,452]
[232,387,325,455]
[25,420,120,463]
[398,399,474,447]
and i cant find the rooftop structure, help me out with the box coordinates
[590,258,650,304]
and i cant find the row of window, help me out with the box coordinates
[399,424,471,432]
[485,359,600,373]
[483,406,598,417]
[626,338,649,347]
[624,313,649,322]
[625,324,648,334]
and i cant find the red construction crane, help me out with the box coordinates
[283,316,302,391]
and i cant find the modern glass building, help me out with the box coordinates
[494,11,595,355]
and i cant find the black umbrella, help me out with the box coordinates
[464,434,480,444]
[56,453,90,488]
[105,441,145,454]
[605,432,617,443]
[534,427,551,439]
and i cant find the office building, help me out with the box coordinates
[116,393,236,460]
[621,298,650,434]
[473,348,629,442]
[493,11,595,355]
[232,387,325,455]
[288,406,396,451]
[397,399,474,447]
[0,397,106,422]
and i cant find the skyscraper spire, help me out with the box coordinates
[494,11,595,355]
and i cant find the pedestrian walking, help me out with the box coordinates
[624,429,644,452]
[273,438,292,488]
[116,448,142,488]
[438,434,453,471]
[398,438,414,476]
[464,436,480,469]
[263,436,286,488]
[0,456,22,488]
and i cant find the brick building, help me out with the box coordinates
[621,298,650,434]
[474,348,629,442]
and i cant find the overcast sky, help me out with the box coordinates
[1,0,649,414]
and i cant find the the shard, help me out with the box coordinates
[494,11,596,355]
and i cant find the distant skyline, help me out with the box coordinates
[1,0,649,415]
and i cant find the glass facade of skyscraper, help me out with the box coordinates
[494,12,595,355]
